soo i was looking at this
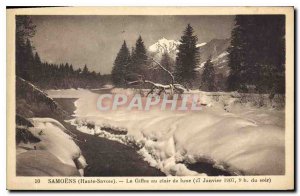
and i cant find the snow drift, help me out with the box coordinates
[17,118,87,176]
[47,88,285,176]
[16,150,81,176]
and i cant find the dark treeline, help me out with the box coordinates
[227,15,285,94]
[112,16,285,95]
[16,15,285,93]
[16,16,108,89]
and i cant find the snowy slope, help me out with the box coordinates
[47,89,285,176]
[199,39,230,63]
[16,150,81,176]
[196,39,231,76]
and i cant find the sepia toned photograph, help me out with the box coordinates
[6,7,294,190]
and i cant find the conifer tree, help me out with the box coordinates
[227,16,248,91]
[111,41,131,86]
[83,65,89,75]
[31,52,42,81]
[175,24,200,87]
[227,15,285,93]
[128,36,147,76]
[16,16,36,78]
[70,64,74,72]
[22,39,35,81]
[201,57,215,91]
[34,52,42,65]
[135,36,147,64]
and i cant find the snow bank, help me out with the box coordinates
[187,90,285,110]
[16,150,81,176]
[91,84,114,90]
[17,118,87,176]
[46,88,91,98]
[48,88,285,176]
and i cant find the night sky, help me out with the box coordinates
[31,15,235,74]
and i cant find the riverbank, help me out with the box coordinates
[54,98,165,176]
[49,88,284,176]
[54,94,233,176]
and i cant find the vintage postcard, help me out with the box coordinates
[7,7,294,190]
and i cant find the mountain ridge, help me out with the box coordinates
[148,37,231,75]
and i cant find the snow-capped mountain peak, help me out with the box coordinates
[149,38,208,55]
[149,38,231,77]
[148,38,180,54]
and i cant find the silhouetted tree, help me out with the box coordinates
[128,36,148,76]
[201,57,215,91]
[175,24,200,87]
[111,41,131,86]
[227,15,285,93]
[16,16,36,78]
[21,39,35,81]
[82,65,89,75]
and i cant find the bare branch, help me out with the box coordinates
[148,57,175,85]
[126,54,188,96]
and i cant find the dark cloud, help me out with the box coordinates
[31,15,234,74]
